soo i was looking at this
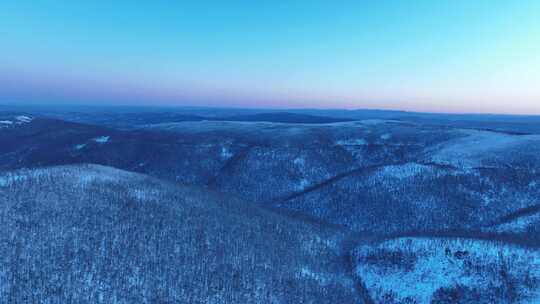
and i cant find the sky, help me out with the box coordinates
[1,1,539,114]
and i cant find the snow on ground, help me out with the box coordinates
[0,168,52,187]
[355,237,540,303]
[375,163,430,180]
[74,144,87,150]
[295,178,310,191]
[430,129,540,168]
[65,166,117,185]
[490,213,540,233]
[297,266,329,286]
[220,146,233,159]
[0,172,31,187]
[336,138,368,146]
[293,156,306,167]
[93,136,110,143]
[380,133,391,140]
[16,115,32,123]
[359,119,402,125]
[144,120,365,135]
[130,188,162,202]
[0,165,136,189]
[0,115,33,128]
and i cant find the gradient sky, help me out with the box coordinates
[1,1,540,114]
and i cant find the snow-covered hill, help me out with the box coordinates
[0,115,33,128]
[0,164,361,303]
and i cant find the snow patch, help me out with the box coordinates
[76,169,124,185]
[356,237,540,303]
[0,169,50,187]
[431,129,540,168]
[130,188,160,202]
[0,173,28,187]
[298,267,328,285]
[74,144,87,150]
[220,146,233,159]
[93,136,110,143]
[293,157,305,167]
[296,178,310,191]
[16,116,32,123]
[0,116,33,128]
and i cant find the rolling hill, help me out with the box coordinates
[0,164,364,303]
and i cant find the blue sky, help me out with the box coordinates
[1,1,539,114]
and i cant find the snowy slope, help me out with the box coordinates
[354,237,540,303]
[0,164,361,303]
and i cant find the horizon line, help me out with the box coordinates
[1,102,540,118]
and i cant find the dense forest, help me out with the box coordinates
[1,109,540,303]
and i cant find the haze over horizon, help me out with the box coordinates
[1,1,540,115]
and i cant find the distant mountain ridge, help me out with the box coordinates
[3,105,540,133]
[215,112,353,124]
